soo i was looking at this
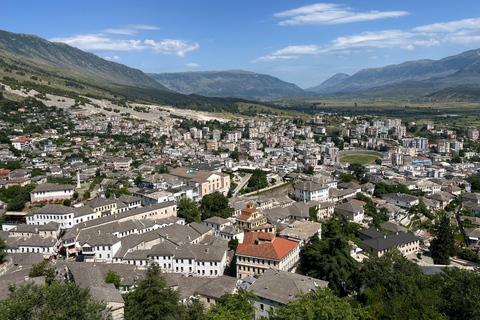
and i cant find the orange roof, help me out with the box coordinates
[0,169,10,174]
[12,137,30,143]
[238,214,250,220]
[241,208,257,214]
[10,177,27,183]
[236,232,298,260]
[351,199,367,206]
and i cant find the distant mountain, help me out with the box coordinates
[306,73,350,93]
[426,87,480,101]
[148,70,306,99]
[0,29,169,91]
[308,49,480,95]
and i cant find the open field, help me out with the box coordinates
[280,97,480,126]
[340,154,379,165]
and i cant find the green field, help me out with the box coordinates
[340,154,379,165]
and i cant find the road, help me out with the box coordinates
[233,174,251,196]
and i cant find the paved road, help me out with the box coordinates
[233,174,251,195]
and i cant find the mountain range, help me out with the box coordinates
[1,29,480,102]
[148,70,305,99]
[307,49,480,96]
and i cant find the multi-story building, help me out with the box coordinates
[236,203,274,233]
[30,183,75,203]
[236,232,300,279]
[294,178,330,202]
[169,167,230,198]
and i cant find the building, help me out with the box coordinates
[236,232,300,279]
[382,193,419,209]
[361,231,420,257]
[334,200,365,222]
[247,269,328,319]
[236,203,274,233]
[30,183,75,203]
[169,167,230,198]
[12,137,31,151]
[294,178,330,202]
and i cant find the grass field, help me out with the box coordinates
[340,154,379,165]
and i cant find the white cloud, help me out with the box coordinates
[253,16,480,62]
[186,63,201,67]
[104,55,120,61]
[413,18,480,33]
[103,24,160,35]
[51,34,199,56]
[126,24,160,30]
[274,3,409,26]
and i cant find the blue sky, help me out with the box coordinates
[3,0,480,88]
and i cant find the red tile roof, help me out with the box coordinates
[241,208,257,214]
[236,232,298,260]
[238,214,250,220]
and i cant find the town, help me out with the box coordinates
[0,84,479,319]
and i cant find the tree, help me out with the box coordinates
[431,213,455,265]
[247,169,268,191]
[0,282,112,320]
[177,198,202,223]
[29,260,56,285]
[124,262,188,320]
[305,166,315,175]
[269,289,370,320]
[441,268,480,320]
[82,191,91,200]
[104,270,121,289]
[359,249,445,319]
[348,163,366,180]
[200,192,234,220]
[134,173,143,186]
[206,291,256,320]
[0,236,6,263]
[301,234,358,296]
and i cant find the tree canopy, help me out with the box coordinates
[206,291,256,320]
[200,191,234,220]
[430,213,455,265]
[177,197,202,223]
[0,282,112,320]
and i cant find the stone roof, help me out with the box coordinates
[247,268,328,305]
[362,231,419,251]
[31,183,74,193]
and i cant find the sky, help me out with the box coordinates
[3,0,480,88]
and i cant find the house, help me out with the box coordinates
[169,167,230,198]
[362,231,420,257]
[30,183,74,203]
[12,137,31,151]
[334,200,365,222]
[236,232,300,279]
[314,201,335,220]
[278,220,322,247]
[382,193,419,209]
[247,268,328,319]
[84,197,118,218]
[294,178,330,202]
[1,222,61,255]
[236,203,275,233]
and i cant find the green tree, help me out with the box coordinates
[205,291,256,320]
[247,169,268,191]
[431,213,455,265]
[348,163,366,180]
[269,289,370,320]
[359,250,445,319]
[441,267,480,320]
[177,198,201,223]
[29,260,56,285]
[134,173,143,186]
[124,262,187,320]
[0,236,6,263]
[305,166,315,175]
[104,270,121,290]
[0,282,112,320]
[200,191,234,220]
[301,234,358,296]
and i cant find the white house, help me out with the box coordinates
[30,183,74,203]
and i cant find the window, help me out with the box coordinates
[260,304,264,311]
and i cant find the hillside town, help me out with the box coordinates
[1,96,480,319]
